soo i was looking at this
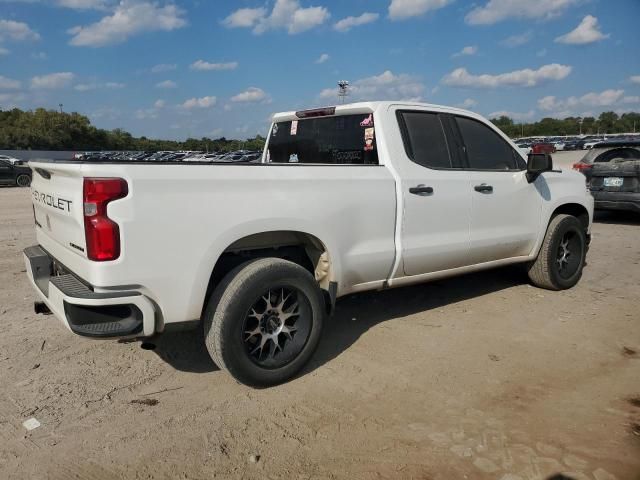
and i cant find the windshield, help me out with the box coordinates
[266,114,379,165]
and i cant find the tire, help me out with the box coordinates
[528,214,587,290]
[203,258,325,387]
[16,174,31,187]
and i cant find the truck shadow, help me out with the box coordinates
[150,265,526,376]
[593,210,640,226]
[303,265,526,379]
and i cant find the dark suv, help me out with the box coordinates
[0,159,32,187]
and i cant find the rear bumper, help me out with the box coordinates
[590,191,640,212]
[24,245,156,338]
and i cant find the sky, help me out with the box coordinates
[0,0,639,140]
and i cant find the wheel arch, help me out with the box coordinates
[550,202,590,232]
[200,230,335,318]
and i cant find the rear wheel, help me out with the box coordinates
[203,258,324,387]
[528,214,586,290]
[16,174,31,187]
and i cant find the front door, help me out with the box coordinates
[453,115,542,264]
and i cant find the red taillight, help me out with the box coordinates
[83,178,128,261]
[572,162,592,171]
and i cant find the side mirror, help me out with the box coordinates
[526,153,553,183]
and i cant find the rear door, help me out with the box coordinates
[392,108,472,276]
[453,115,542,264]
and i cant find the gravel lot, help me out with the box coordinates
[1,152,639,480]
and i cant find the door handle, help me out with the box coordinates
[409,185,434,196]
[474,184,493,193]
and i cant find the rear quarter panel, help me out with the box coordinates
[31,162,397,325]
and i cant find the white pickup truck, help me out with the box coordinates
[24,101,594,386]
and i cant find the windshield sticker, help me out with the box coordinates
[272,123,279,136]
[290,120,298,136]
[360,114,373,127]
[364,127,375,152]
[289,153,299,163]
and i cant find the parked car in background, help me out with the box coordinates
[588,158,640,212]
[563,139,581,151]
[583,138,606,149]
[552,140,565,151]
[0,154,24,165]
[572,140,640,181]
[531,142,556,154]
[0,159,32,187]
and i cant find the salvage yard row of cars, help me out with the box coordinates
[515,134,640,154]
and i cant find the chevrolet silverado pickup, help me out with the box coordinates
[24,102,594,386]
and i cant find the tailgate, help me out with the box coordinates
[589,160,640,193]
[29,162,87,258]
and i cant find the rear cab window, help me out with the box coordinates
[266,113,379,165]
[396,111,454,169]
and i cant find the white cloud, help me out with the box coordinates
[0,92,26,108]
[181,96,217,109]
[334,12,379,32]
[536,48,547,57]
[388,0,453,20]
[151,63,177,73]
[30,72,75,89]
[452,45,477,57]
[0,19,40,41]
[68,1,187,47]
[231,87,269,103]
[156,80,177,89]
[0,47,9,56]
[0,75,21,90]
[319,70,425,102]
[315,53,329,64]
[630,75,640,85]
[457,98,478,109]
[31,51,47,59]
[154,99,165,108]
[555,15,608,45]
[488,109,536,121]
[56,0,110,9]
[622,96,640,105]
[135,108,158,120]
[537,89,626,111]
[465,0,580,25]
[501,30,533,47]
[190,60,238,71]
[74,81,124,91]
[224,0,329,35]
[223,7,267,28]
[442,64,572,88]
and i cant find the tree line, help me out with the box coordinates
[490,111,640,138]
[2,107,639,153]
[0,108,266,152]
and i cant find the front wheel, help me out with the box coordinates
[528,214,587,290]
[203,258,325,387]
[16,174,31,187]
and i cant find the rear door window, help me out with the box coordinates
[267,114,378,164]
[455,116,522,170]
[397,111,453,169]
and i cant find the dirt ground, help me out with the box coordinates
[1,154,639,480]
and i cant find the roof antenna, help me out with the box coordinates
[337,80,349,104]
